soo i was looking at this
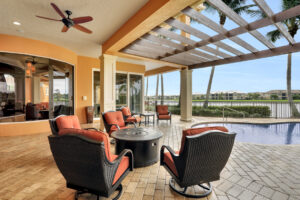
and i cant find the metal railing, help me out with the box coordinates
[222,107,245,121]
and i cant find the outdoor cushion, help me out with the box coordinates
[59,128,112,161]
[179,126,229,153]
[126,116,141,123]
[158,115,171,119]
[157,105,169,115]
[56,115,81,130]
[164,151,180,177]
[111,154,129,185]
[104,111,125,128]
[109,126,128,135]
[121,107,131,117]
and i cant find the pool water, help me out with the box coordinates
[194,123,300,145]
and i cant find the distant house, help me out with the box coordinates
[265,90,300,100]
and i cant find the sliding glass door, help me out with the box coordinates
[116,73,127,109]
[130,74,142,113]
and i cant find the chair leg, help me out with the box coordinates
[112,184,123,200]
[169,178,212,198]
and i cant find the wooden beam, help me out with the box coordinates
[102,0,200,53]
[253,0,295,45]
[144,66,180,76]
[205,0,275,49]
[165,17,257,53]
[181,5,300,54]
[189,42,300,69]
[154,25,244,56]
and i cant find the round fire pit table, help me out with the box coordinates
[111,127,163,168]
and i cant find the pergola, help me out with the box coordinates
[120,0,300,70]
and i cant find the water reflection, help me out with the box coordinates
[195,123,300,145]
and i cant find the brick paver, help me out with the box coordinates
[0,115,299,199]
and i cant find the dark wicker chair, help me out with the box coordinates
[49,115,98,135]
[160,128,236,198]
[101,111,131,135]
[156,105,171,124]
[119,106,141,126]
[48,134,133,200]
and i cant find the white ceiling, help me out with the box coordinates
[0,0,148,57]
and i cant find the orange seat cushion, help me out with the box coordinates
[111,154,129,185]
[164,151,179,177]
[179,126,229,153]
[109,126,128,135]
[156,105,169,115]
[104,111,125,127]
[56,115,81,130]
[121,107,131,117]
[158,115,171,119]
[59,128,112,161]
[126,116,141,123]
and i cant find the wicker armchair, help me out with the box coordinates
[156,105,171,123]
[49,115,98,135]
[48,132,133,200]
[120,106,141,126]
[102,111,131,135]
[160,127,236,198]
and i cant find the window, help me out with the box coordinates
[116,73,128,109]
[93,70,100,118]
[0,52,74,122]
[130,74,142,113]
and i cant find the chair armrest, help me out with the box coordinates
[160,145,178,165]
[110,124,120,130]
[84,127,98,131]
[111,149,134,171]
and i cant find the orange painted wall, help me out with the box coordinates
[76,56,100,123]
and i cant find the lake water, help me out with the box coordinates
[193,122,300,145]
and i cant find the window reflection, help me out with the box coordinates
[116,73,127,109]
[130,74,142,113]
[0,52,74,122]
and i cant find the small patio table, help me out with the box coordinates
[139,112,155,125]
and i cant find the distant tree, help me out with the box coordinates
[293,94,300,100]
[270,94,279,100]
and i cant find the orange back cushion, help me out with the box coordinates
[59,128,112,161]
[157,105,169,115]
[179,126,229,153]
[56,115,81,130]
[121,107,131,117]
[104,111,125,127]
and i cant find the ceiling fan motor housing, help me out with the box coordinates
[62,18,74,28]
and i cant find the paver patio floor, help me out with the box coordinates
[0,115,300,199]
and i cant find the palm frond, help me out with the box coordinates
[203,2,217,13]
[245,9,266,18]
[234,4,256,15]
[266,29,282,42]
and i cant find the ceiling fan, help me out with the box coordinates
[36,3,93,34]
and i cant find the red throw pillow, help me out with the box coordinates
[56,115,81,130]
[104,111,125,127]
[59,128,112,161]
[179,126,229,153]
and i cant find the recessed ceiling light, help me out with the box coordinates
[13,21,21,26]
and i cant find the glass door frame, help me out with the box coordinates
[92,68,100,120]
[116,71,144,113]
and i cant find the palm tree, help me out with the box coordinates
[252,0,300,117]
[203,0,256,108]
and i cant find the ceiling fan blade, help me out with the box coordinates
[36,15,61,21]
[62,26,69,32]
[50,3,66,18]
[72,16,93,24]
[73,24,92,34]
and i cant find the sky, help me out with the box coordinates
[145,0,300,96]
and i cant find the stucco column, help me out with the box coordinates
[100,54,117,130]
[180,69,192,121]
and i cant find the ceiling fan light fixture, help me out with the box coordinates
[13,21,21,26]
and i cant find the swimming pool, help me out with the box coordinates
[193,122,300,145]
